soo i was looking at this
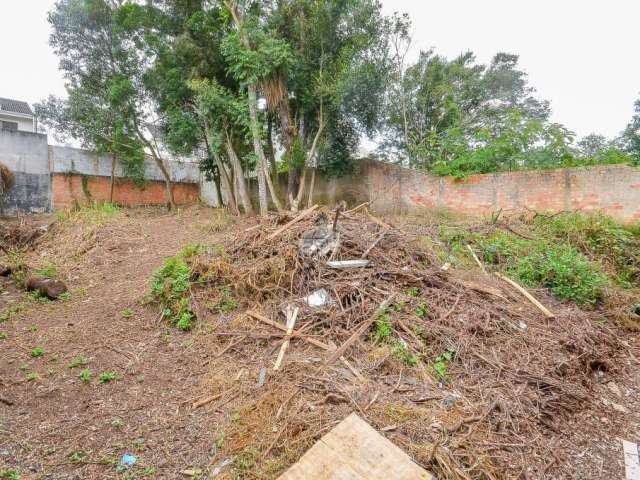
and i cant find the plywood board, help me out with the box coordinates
[278,413,434,480]
[623,440,640,480]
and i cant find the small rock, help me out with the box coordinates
[26,277,68,300]
[606,381,622,397]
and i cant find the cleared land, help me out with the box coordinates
[0,205,639,480]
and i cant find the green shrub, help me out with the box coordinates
[513,244,608,305]
[150,257,195,330]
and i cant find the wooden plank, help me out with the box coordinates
[623,440,640,480]
[278,413,433,480]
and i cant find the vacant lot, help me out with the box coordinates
[1,205,639,479]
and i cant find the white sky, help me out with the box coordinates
[0,0,638,139]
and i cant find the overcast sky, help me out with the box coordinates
[1,0,638,139]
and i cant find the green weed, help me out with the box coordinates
[405,287,421,297]
[415,304,429,319]
[98,371,116,383]
[0,332,7,340]
[30,347,44,358]
[391,340,422,366]
[27,372,40,382]
[513,244,608,305]
[371,310,392,344]
[150,256,195,330]
[431,347,456,382]
[79,368,92,382]
[34,262,57,279]
[179,243,205,259]
[0,303,25,322]
[121,308,134,319]
[0,469,19,479]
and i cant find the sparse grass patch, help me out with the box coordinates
[56,202,120,226]
[0,302,26,322]
[0,331,7,340]
[34,261,57,279]
[0,469,19,479]
[69,356,90,368]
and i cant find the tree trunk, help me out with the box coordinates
[109,155,116,204]
[247,84,269,215]
[307,167,316,208]
[215,153,239,216]
[225,132,254,214]
[266,114,279,189]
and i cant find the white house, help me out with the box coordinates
[0,97,36,132]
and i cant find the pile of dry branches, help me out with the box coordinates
[189,205,630,479]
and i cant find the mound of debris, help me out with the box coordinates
[184,205,631,479]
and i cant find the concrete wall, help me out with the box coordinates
[356,161,640,223]
[0,130,50,214]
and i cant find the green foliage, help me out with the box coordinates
[78,368,92,382]
[98,371,116,383]
[0,469,19,479]
[513,244,608,305]
[391,340,421,366]
[179,243,206,259]
[431,347,456,382]
[0,332,7,340]
[150,256,195,330]
[34,262,57,279]
[30,347,45,358]
[0,303,25,322]
[371,310,393,344]
[405,287,421,297]
[415,304,429,319]
[121,308,134,319]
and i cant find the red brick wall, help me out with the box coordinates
[52,174,199,208]
[359,162,640,223]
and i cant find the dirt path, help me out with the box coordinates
[1,207,245,479]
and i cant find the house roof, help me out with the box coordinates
[0,97,33,116]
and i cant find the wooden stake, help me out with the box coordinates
[495,272,555,319]
[273,306,299,371]
[266,204,319,241]
[466,244,487,274]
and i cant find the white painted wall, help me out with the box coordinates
[0,112,35,132]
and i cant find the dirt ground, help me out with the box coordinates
[0,206,255,479]
[1,206,639,480]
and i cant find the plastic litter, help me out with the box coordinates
[304,288,330,307]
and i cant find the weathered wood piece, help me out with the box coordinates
[495,272,555,319]
[277,413,434,480]
[266,204,319,241]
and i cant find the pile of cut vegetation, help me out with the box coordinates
[148,205,637,479]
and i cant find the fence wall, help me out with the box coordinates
[356,161,640,223]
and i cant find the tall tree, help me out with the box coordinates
[44,0,176,209]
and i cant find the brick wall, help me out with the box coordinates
[51,174,199,208]
[359,161,640,223]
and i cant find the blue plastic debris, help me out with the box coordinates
[119,453,137,468]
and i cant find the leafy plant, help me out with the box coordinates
[415,304,429,319]
[513,244,608,305]
[99,372,116,383]
[391,340,422,366]
[371,310,393,344]
[405,287,421,297]
[0,303,25,322]
[150,256,195,330]
[79,368,92,382]
[121,308,134,319]
[179,243,205,259]
[30,347,45,358]
[0,331,7,340]
[432,347,456,382]
[27,372,40,382]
